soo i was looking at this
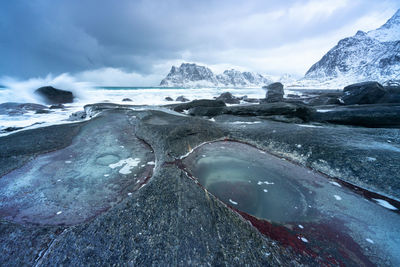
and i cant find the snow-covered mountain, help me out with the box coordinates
[300,9,400,88]
[160,63,273,87]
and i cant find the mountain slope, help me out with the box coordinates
[302,9,400,87]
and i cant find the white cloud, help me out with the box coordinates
[75,68,163,86]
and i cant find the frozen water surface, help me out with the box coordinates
[182,141,400,265]
[0,111,154,225]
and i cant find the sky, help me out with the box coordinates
[0,0,399,86]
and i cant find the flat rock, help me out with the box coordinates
[173,99,226,112]
[311,104,400,127]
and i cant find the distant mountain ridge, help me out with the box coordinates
[160,63,273,87]
[301,9,400,87]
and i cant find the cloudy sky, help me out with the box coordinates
[0,0,399,85]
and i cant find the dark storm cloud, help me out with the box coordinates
[0,0,399,78]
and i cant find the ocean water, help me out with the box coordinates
[0,86,270,135]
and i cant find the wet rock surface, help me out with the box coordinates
[182,141,400,266]
[0,102,48,115]
[311,104,400,127]
[0,109,154,225]
[1,103,399,266]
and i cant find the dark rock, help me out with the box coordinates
[165,96,173,101]
[49,104,65,109]
[226,102,314,122]
[35,109,52,114]
[258,115,304,124]
[306,95,340,106]
[340,81,386,105]
[34,86,74,104]
[122,98,132,102]
[311,104,400,127]
[379,86,400,103]
[242,96,260,103]
[0,102,48,115]
[188,102,314,122]
[215,92,240,104]
[262,82,284,103]
[188,106,225,117]
[286,94,301,98]
[173,99,226,112]
[1,126,24,133]
[176,95,189,102]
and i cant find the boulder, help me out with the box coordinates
[122,98,132,102]
[165,96,173,101]
[215,92,240,104]
[340,81,386,105]
[176,96,189,102]
[262,82,284,103]
[34,86,74,104]
[173,99,226,112]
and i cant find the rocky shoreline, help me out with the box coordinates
[1,81,400,266]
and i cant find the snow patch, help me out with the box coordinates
[329,181,342,187]
[229,199,238,205]
[257,181,274,185]
[230,121,261,125]
[334,195,342,200]
[109,158,141,175]
[372,198,398,210]
[366,238,374,244]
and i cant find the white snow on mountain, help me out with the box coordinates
[160,63,274,87]
[298,9,400,88]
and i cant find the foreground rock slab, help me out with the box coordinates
[1,105,399,266]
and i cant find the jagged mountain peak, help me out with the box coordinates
[302,9,400,87]
[160,63,273,87]
[367,8,400,42]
